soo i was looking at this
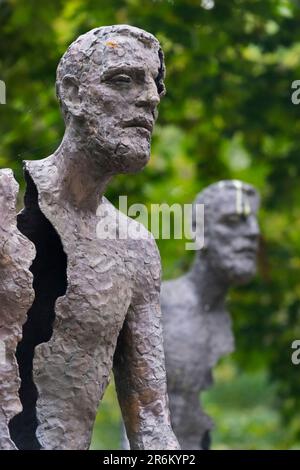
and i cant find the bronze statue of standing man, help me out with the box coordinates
[8,25,179,451]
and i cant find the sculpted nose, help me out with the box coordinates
[135,79,160,110]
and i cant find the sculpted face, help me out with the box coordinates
[59,29,164,174]
[206,184,260,284]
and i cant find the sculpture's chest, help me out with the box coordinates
[177,308,232,361]
[165,302,234,391]
[54,221,133,341]
[171,311,211,367]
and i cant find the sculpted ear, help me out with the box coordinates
[60,75,82,118]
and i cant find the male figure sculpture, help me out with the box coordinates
[161,180,260,450]
[0,170,35,449]
[7,25,179,451]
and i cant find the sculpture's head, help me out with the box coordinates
[192,180,260,285]
[56,25,165,174]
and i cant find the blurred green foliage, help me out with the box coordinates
[1,0,300,449]
[202,358,300,450]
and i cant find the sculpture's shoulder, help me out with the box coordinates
[23,158,55,194]
[101,198,161,301]
[101,196,157,246]
[0,168,35,271]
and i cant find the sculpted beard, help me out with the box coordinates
[79,103,152,175]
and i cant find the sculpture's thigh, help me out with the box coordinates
[34,339,105,450]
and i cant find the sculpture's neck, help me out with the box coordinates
[188,254,229,313]
[51,127,112,213]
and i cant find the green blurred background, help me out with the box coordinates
[1,0,300,449]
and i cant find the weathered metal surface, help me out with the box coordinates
[161,180,260,449]
[0,169,35,449]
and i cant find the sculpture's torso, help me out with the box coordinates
[34,219,132,450]
[161,274,234,450]
[16,158,159,450]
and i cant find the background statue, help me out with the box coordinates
[8,25,179,451]
[161,180,260,450]
[0,169,35,449]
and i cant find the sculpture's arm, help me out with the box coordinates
[113,242,179,450]
[113,302,180,450]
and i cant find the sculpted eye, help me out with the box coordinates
[111,74,132,84]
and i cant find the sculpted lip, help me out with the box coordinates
[122,117,153,133]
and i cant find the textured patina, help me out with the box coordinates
[0,169,35,449]
[161,180,260,450]
[7,25,179,450]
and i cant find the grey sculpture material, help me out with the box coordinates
[0,169,35,449]
[161,180,260,450]
[6,25,179,450]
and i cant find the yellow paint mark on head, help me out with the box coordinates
[105,40,118,49]
[243,199,251,216]
[233,180,243,215]
[232,180,252,216]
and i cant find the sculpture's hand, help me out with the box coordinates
[113,240,180,450]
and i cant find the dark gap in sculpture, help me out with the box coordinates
[9,170,68,450]
[156,49,165,95]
